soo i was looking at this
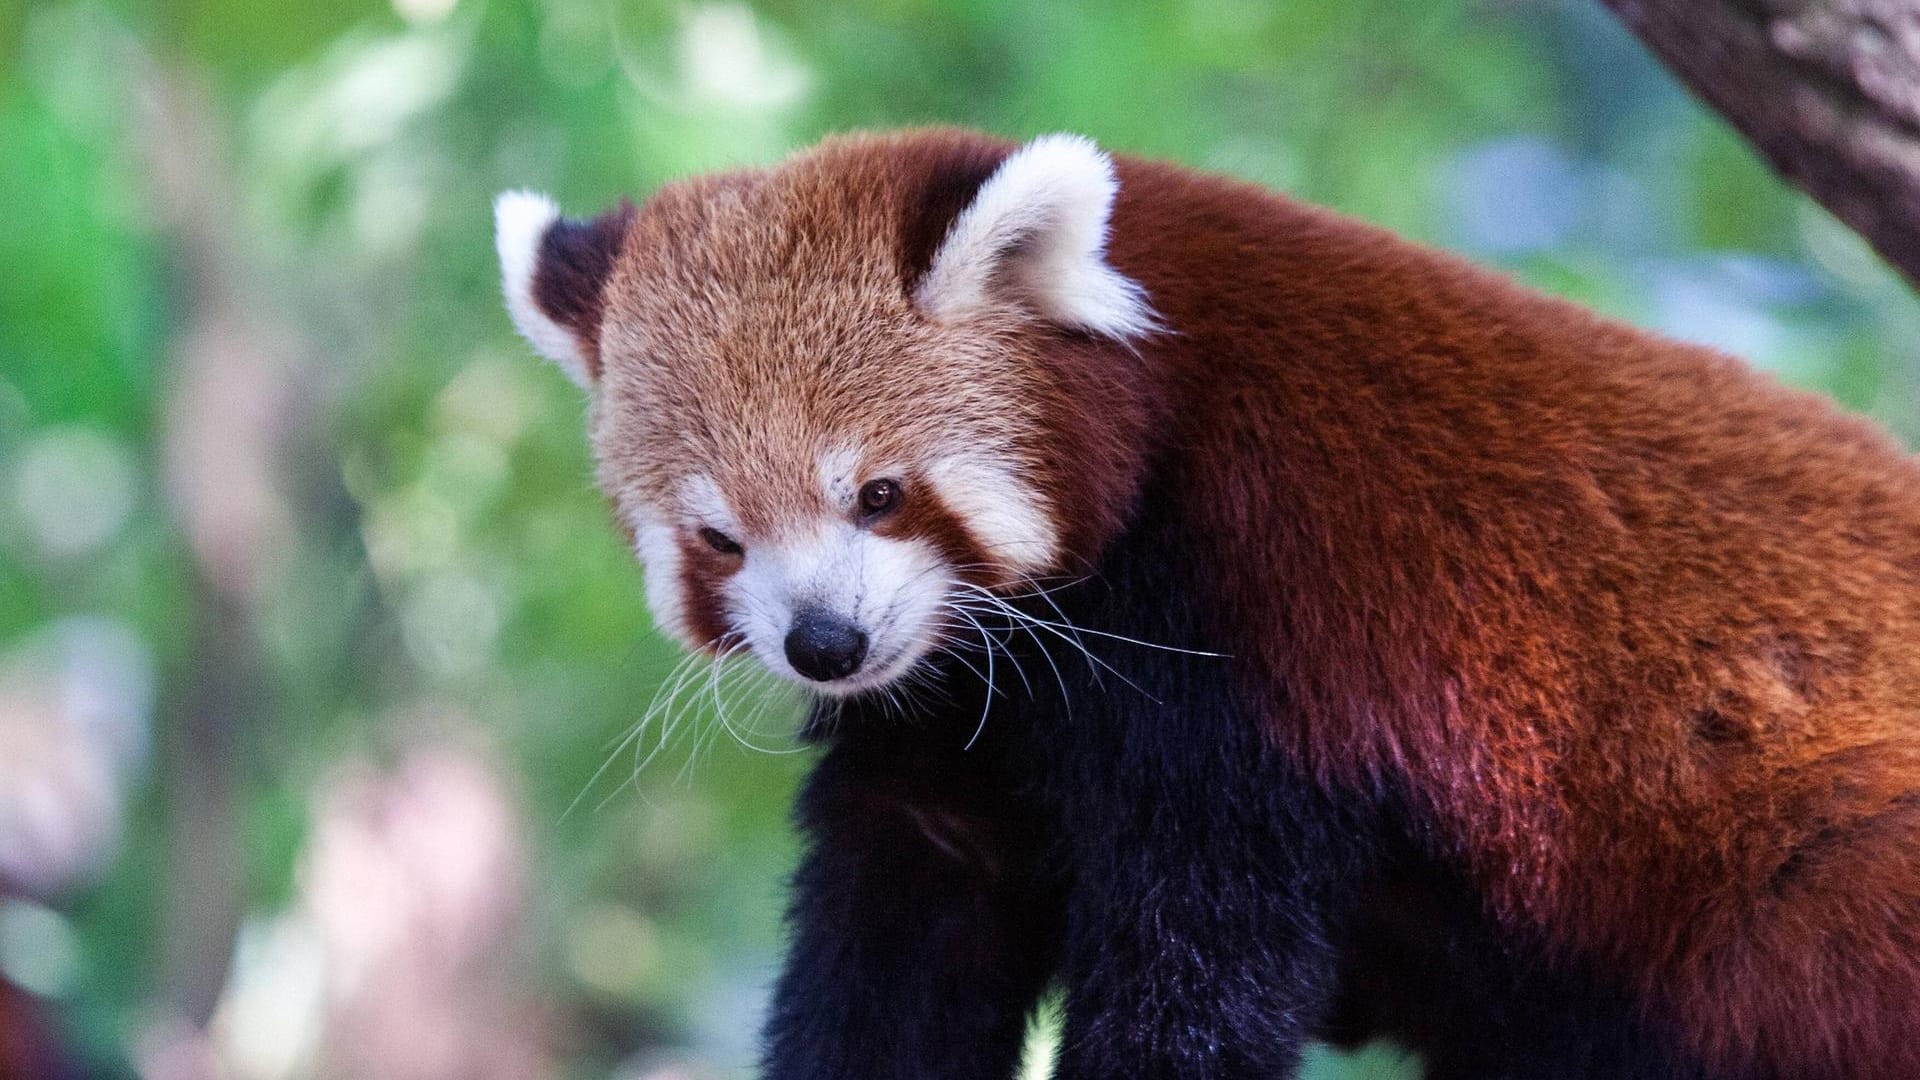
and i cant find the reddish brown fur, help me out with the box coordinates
[677,534,739,648]
[873,484,992,577]
[555,130,1920,1076]
[1095,154,1920,1076]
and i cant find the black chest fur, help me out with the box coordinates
[771,510,1700,1080]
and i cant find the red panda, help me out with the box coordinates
[496,128,1920,1079]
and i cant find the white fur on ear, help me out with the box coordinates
[914,133,1156,340]
[494,189,592,387]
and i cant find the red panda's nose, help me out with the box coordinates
[784,608,869,682]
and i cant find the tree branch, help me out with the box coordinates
[1600,0,1920,290]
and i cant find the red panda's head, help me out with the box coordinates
[495,130,1159,695]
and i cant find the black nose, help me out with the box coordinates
[784,608,869,682]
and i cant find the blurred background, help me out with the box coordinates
[1,0,1917,1077]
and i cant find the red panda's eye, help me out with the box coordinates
[859,479,902,518]
[699,527,743,556]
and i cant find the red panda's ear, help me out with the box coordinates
[494,191,635,387]
[913,134,1156,340]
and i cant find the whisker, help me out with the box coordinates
[949,593,1162,704]
[947,603,999,751]
[711,652,810,756]
[562,643,711,822]
[646,644,727,795]
[973,605,1035,699]
[958,582,1229,657]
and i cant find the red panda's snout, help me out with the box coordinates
[623,452,1057,695]
[724,516,946,693]
[497,129,1163,696]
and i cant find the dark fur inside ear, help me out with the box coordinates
[532,199,636,379]
[905,133,1157,339]
[897,140,1011,294]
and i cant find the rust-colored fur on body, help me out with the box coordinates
[1102,148,1920,1075]
[500,129,1920,1078]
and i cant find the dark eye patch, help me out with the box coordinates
[700,526,743,556]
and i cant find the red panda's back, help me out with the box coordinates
[1106,155,1920,1078]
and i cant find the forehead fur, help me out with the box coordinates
[591,131,1050,534]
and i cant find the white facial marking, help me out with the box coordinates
[728,520,946,694]
[493,189,593,386]
[627,506,691,643]
[925,454,1058,575]
[626,471,951,689]
[631,456,1048,693]
[678,473,743,537]
[914,133,1158,340]
[816,446,863,510]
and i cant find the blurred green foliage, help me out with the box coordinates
[0,0,1916,1077]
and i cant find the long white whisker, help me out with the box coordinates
[948,603,999,751]
[562,644,709,821]
[1011,579,1103,694]
[950,594,1161,704]
[999,604,1074,717]
[640,645,724,798]
[712,650,810,756]
[958,582,1229,657]
[975,606,1035,699]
